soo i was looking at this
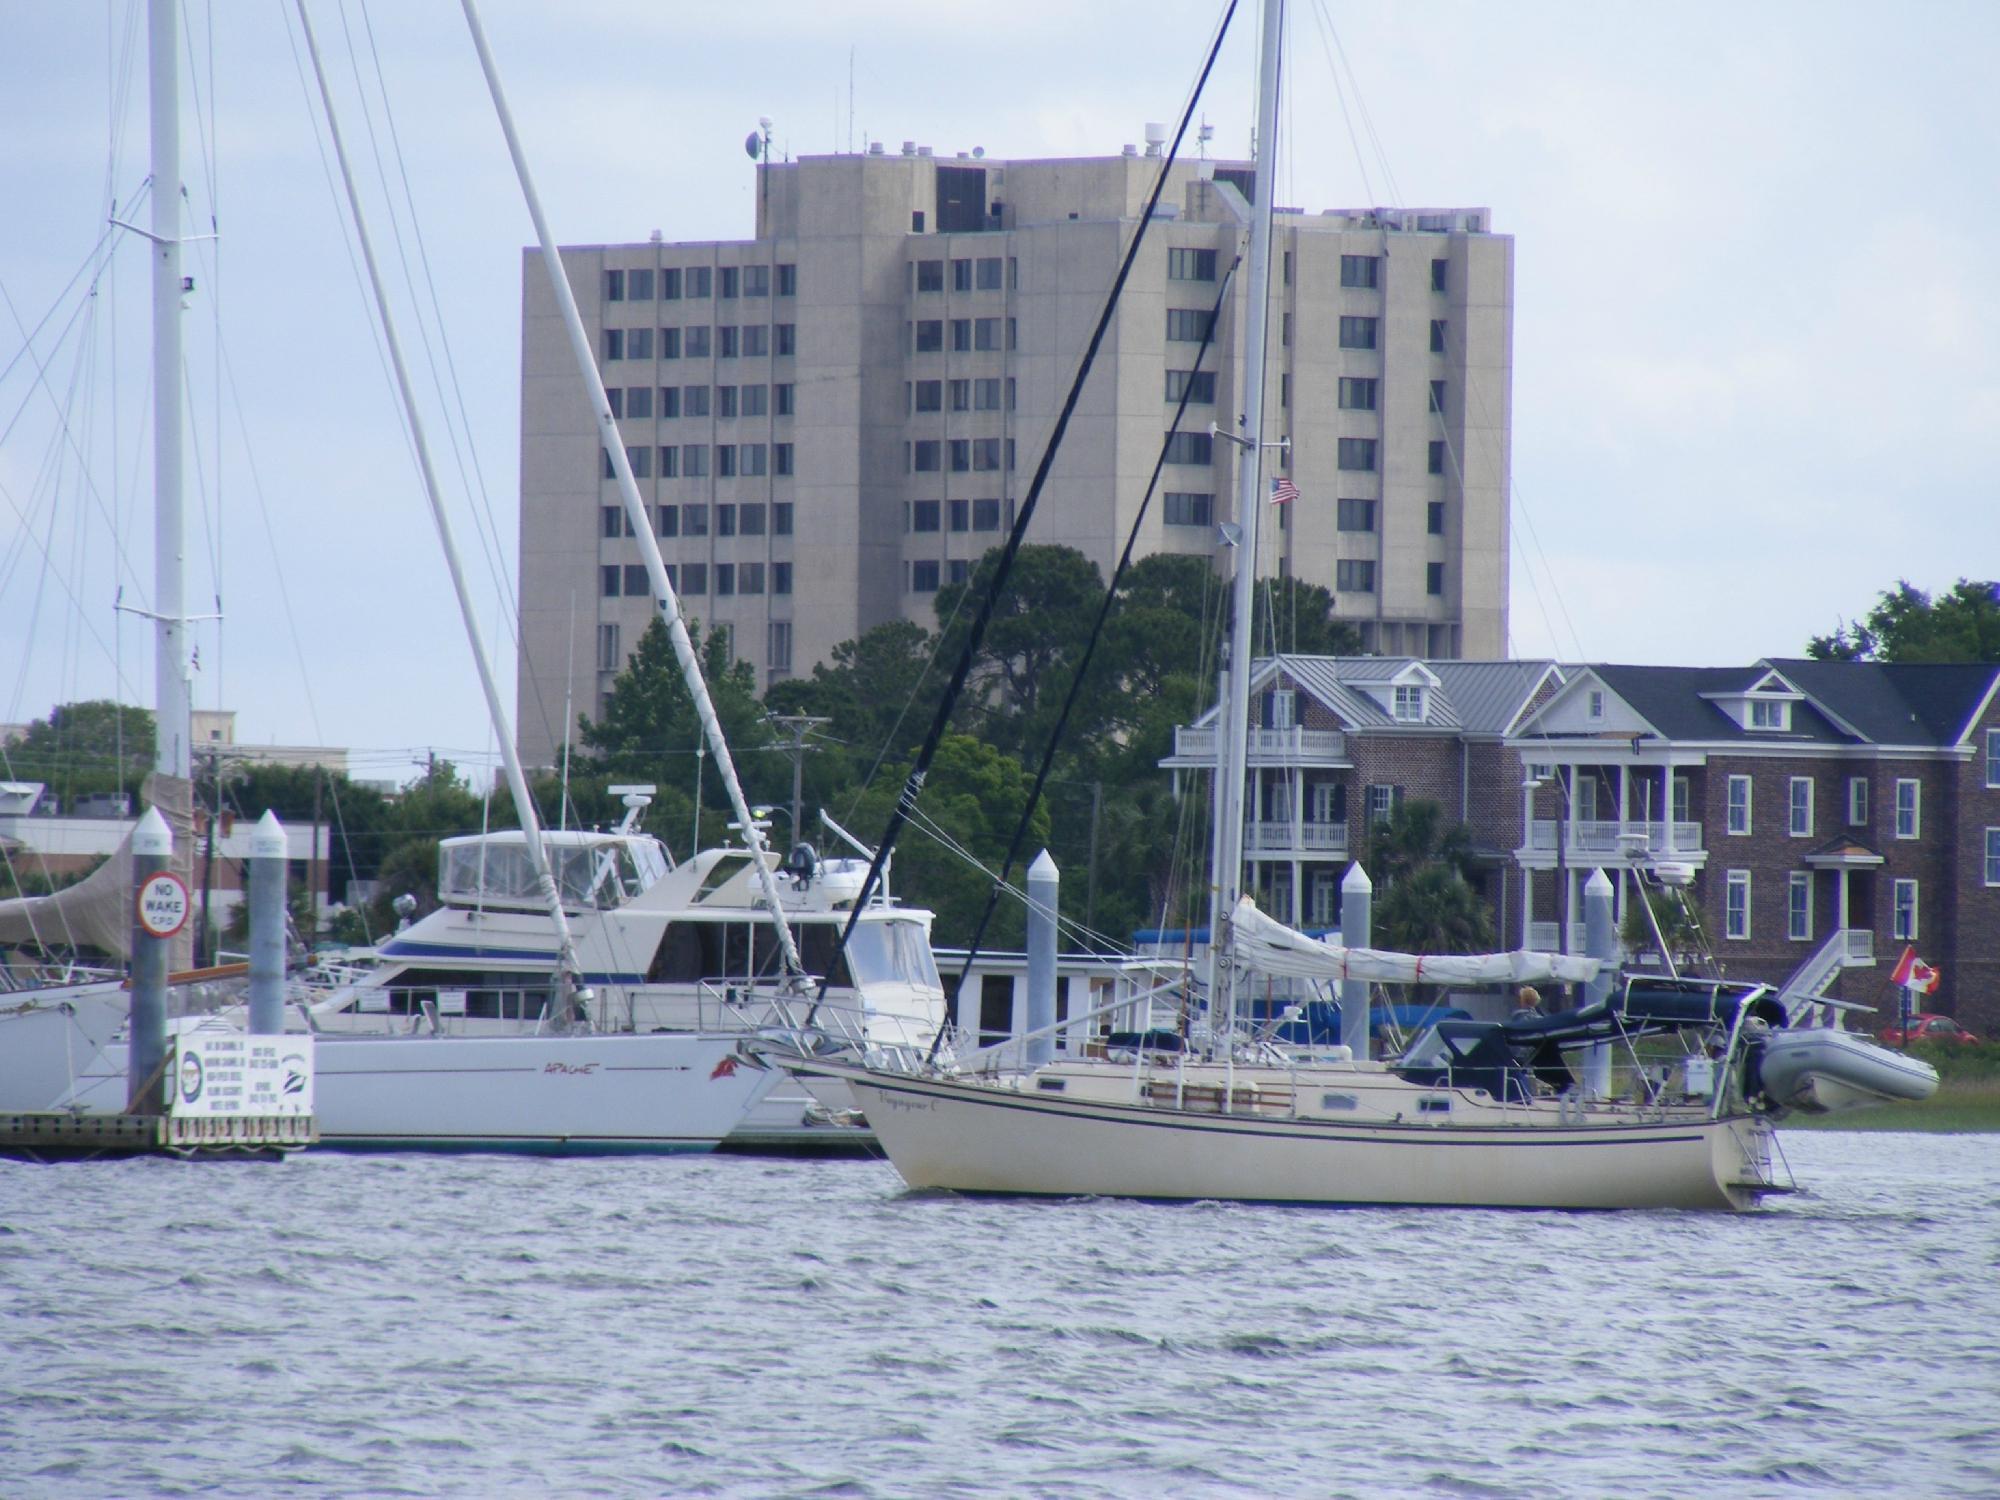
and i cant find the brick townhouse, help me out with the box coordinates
[1506,659,2000,1032]
[1161,655,1562,933]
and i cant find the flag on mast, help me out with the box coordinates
[1269,475,1299,505]
[1889,944,1941,993]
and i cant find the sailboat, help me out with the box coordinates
[760,0,1936,1210]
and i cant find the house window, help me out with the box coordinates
[1987,728,2000,787]
[1788,872,1812,942]
[1427,501,1445,535]
[1749,698,1789,730]
[1429,319,1447,353]
[1163,492,1213,528]
[1336,560,1376,593]
[1337,316,1378,350]
[596,622,620,673]
[1166,370,1217,403]
[1310,872,1340,927]
[1336,437,1377,471]
[1366,784,1402,825]
[1426,562,1444,597]
[768,621,792,673]
[1725,871,1750,940]
[1336,498,1375,533]
[1848,777,1868,825]
[1789,777,1813,838]
[1337,377,1377,411]
[1166,308,1213,341]
[1309,782,1344,824]
[1588,690,1605,720]
[1392,685,1424,722]
[1164,431,1213,465]
[1895,778,1921,839]
[911,560,941,594]
[1430,258,1448,292]
[1167,247,1217,281]
[1986,827,2000,886]
[1726,775,1751,835]
[1673,775,1690,825]
[1339,254,1379,288]
[1268,690,1296,729]
[1893,878,1919,941]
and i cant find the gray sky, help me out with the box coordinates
[2,1,1996,788]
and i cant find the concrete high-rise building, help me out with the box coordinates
[515,145,1512,767]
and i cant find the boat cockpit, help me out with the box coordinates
[438,831,668,912]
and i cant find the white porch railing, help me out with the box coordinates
[1173,726,1347,764]
[1527,921,1591,953]
[1526,819,1705,858]
[1244,821,1350,856]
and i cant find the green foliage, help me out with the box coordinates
[1365,799,1478,887]
[1364,799,1493,955]
[1,700,156,804]
[1620,886,1700,957]
[1808,578,2000,663]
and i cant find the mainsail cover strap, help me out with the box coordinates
[1228,895,1603,986]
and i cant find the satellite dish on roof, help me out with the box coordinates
[745,131,763,160]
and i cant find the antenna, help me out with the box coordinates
[847,45,855,155]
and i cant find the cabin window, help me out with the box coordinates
[1319,1092,1358,1111]
[1417,1096,1451,1114]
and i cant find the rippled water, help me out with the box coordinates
[3,1132,1998,1498]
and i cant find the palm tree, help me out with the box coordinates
[1374,865,1495,954]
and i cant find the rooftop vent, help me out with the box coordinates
[1121,143,1137,157]
[868,140,885,156]
[917,144,933,157]
[1144,122,1166,156]
[901,140,917,156]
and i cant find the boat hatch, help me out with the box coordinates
[440,836,662,910]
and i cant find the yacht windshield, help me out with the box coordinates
[440,836,659,910]
[844,918,942,991]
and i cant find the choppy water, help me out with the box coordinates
[3,1132,1997,1499]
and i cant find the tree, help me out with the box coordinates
[1252,575,1365,660]
[1374,865,1496,954]
[1365,799,1479,889]
[933,545,1105,748]
[1,700,156,804]
[1808,578,2000,664]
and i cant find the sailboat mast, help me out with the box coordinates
[148,0,189,780]
[1211,0,1286,1033]
[460,0,806,985]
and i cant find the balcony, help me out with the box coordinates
[1521,819,1705,864]
[1170,725,1348,767]
[1244,820,1350,858]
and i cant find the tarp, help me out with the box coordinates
[1228,895,1604,986]
[0,773,195,968]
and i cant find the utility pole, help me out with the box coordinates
[762,714,830,844]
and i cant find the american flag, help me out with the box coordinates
[1269,475,1300,505]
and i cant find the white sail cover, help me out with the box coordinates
[1229,895,1603,986]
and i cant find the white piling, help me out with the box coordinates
[1339,862,1373,1058]
[248,810,287,1035]
[127,806,174,1112]
[1024,850,1059,1068]
[1582,868,1617,1098]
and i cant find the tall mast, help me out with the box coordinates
[460,0,805,985]
[148,0,189,780]
[1211,0,1286,1032]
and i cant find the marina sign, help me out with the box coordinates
[136,871,191,939]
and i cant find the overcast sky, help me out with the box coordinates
[2,1,1995,788]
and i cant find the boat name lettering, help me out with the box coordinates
[543,1062,601,1076]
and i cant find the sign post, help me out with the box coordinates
[127,808,179,1112]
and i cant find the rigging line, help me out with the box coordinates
[1317,0,1400,207]
[1303,0,1374,205]
[355,0,521,640]
[0,209,136,396]
[946,263,1241,1004]
[806,0,1241,1027]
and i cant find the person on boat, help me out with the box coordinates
[1510,986,1543,1024]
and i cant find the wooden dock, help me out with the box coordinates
[0,1110,317,1161]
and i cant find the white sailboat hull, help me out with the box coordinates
[804,1061,1777,1212]
[305,1032,772,1153]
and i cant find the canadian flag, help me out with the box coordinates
[1889,945,1941,994]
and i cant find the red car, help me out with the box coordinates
[1878,1013,1980,1046]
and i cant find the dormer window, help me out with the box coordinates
[1266,689,1296,730]
[1588,689,1604,720]
[1392,684,1424,722]
[1748,699,1790,731]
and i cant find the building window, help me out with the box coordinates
[1339,254,1379,289]
[714,563,735,597]
[911,560,941,593]
[740,562,765,595]
[776,263,796,296]
[601,505,626,539]
[1337,316,1377,350]
[683,326,710,358]
[1167,247,1217,281]
[683,503,708,536]
[659,446,679,479]
[718,267,739,299]
[1788,872,1812,942]
[948,439,970,473]
[741,444,767,477]
[683,385,710,417]
[681,562,706,595]
[974,317,1002,351]
[717,386,739,419]
[659,327,681,360]
[599,564,620,598]
[1164,431,1213,465]
[1430,258,1448,293]
[1848,777,1868,825]
[1429,379,1446,416]
[1895,778,1921,839]
[772,562,792,595]
[773,383,794,416]
[623,563,648,597]
[657,504,678,537]
[596,621,620,673]
[976,377,1004,411]
[1725,870,1750,940]
[949,499,969,532]
[1749,698,1788,730]
[1987,728,2000,787]
[716,445,737,478]
[685,267,711,298]
[1428,441,1445,475]
[1426,562,1444,597]
[772,502,793,535]
[1337,377,1377,411]
[773,443,793,476]
[1163,492,1213,528]
[1986,827,2000,887]
[1893,878,1918,941]
[1789,777,1813,838]
[1429,319,1447,353]
[1366,784,1402,825]
[1427,501,1445,535]
[1166,370,1217,403]
[912,380,942,413]
[976,256,1003,290]
[602,328,625,361]
[717,327,739,359]
[768,620,792,673]
[912,499,941,533]
[950,319,971,352]
[775,323,795,356]
[973,438,1001,472]
[1336,560,1376,593]
[742,384,768,417]
[1392,685,1423,722]
[1336,437,1377,471]
[742,325,768,357]
[912,440,941,472]
[1166,308,1213,342]
[604,269,625,302]
[660,387,681,418]
[913,320,943,353]
[1336,498,1375,533]
[625,444,652,479]
[950,258,972,292]
[1726,775,1751,835]
[915,259,944,292]
[716,504,738,538]
[972,498,1002,532]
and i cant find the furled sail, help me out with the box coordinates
[0,774,195,967]
[1228,895,1603,986]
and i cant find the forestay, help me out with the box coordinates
[1228,896,1603,986]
